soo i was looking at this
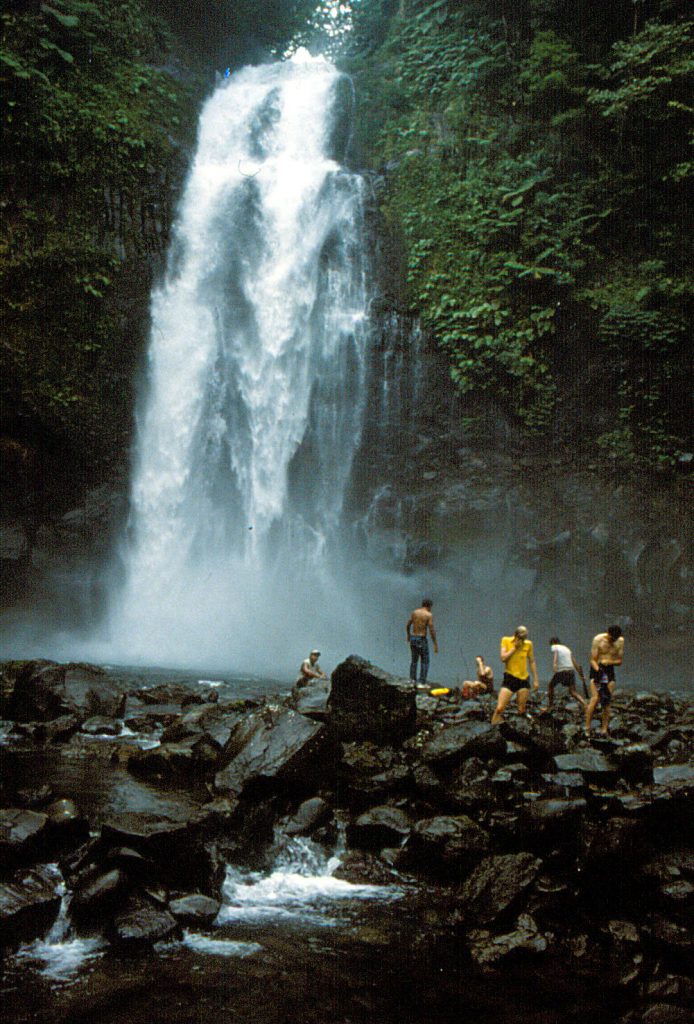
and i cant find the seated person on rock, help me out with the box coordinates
[296,649,328,688]
[460,655,495,698]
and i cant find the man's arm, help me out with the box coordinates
[590,635,600,672]
[529,646,539,689]
[429,616,438,653]
[613,637,624,665]
[406,614,413,643]
[500,638,514,663]
[552,650,558,673]
[572,655,585,680]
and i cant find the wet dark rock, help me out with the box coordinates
[135,683,196,706]
[0,864,61,948]
[467,912,548,967]
[500,717,567,763]
[81,715,121,736]
[346,805,411,850]
[653,764,694,788]
[580,818,648,875]
[99,813,212,891]
[553,750,619,786]
[399,814,490,872]
[14,784,53,808]
[612,744,655,784]
[39,714,81,743]
[420,720,506,769]
[338,742,411,808]
[45,797,90,848]
[328,655,416,744]
[108,891,180,947]
[332,850,402,886]
[71,867,132,927]
[5,661,70,721]
[640,1006,694,1024]
[104,846,158,881]
[285,797,332,836]
[214,707,331,799]
[519,798,587,849]
[0,808,49,870]
[168,893,221,925]
[646,915,694,954]
[292,680,331,721]
[5,661,126,723]
[454,852,543,926]
[540,771,587,797]
[128,735,220,780]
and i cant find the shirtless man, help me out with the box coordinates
[406,599,438,685]
[296,650,328,688]
[491,626,539,725]
[585,625,624,737]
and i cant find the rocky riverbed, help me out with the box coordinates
[1,657,692,1024]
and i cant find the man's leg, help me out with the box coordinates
[420,641,430,684]
[568,683,587,709]
[600,681,616,734]
[492,687,514,725]
[409,642,419,683]
[516,686,531,716]
[585,681,599,736]
[546,677,556,707]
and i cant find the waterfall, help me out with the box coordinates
[110,53,370,671]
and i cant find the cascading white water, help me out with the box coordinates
[110,52,369,671]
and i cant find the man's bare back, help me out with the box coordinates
[407,606,438,649]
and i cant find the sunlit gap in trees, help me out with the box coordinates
[282,0,354,59]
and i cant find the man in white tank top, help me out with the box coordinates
[544,636,586,709]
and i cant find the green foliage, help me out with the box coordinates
[346,0,693,472]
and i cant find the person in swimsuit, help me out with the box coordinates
[491,626,539,724]
[460,655,495,698]
[585,625,624,737]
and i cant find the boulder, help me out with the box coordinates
[455,852,543,926]
[468,913,548,967]
[0,808,49,870]
[0,864,61,948]
[328,656,416,744]
[81,715,121,736]
[108,891,180,947]
[611,744,655,784]
[553,750,619,786]
[500,717,567,762]
[168,893,221,926]
[214,708,330,798]
[70,867,132,926]
[420,720,506,769]
[98,813,212,891]
[399,815,490,872]
[519,798,587,848]
[293,681,331,721]
[285,797,332,837]
[346,806,411,850]
[640,1006,693,1024]
[5,661,125,723]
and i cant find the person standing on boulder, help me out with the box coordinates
[296,650,328,688]
[585,625,624,737]
[406,599,438,685]
[491,626,539,724]
[544,637,586,710]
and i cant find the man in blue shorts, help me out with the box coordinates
[585,625,624,737]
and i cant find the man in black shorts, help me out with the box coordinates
[585,625,624,737]
[544,637,586,710]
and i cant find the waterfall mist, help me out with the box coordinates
[101,53,376,674]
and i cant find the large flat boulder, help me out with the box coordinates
[214,707,330,798]
[5,660,125,722]
[455,852,543,926]
[420,720,506,769]
[328,656,416,744]
[0,864,61,948]
[0,808,49,871]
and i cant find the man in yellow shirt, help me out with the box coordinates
[491,625,539,724]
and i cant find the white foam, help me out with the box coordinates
[182,932,263,958]
[13,936,104,982]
